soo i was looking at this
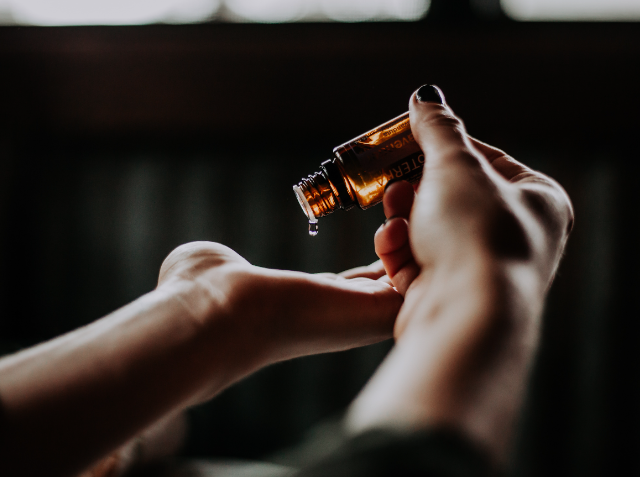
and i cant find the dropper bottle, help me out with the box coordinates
[293,111,424,235]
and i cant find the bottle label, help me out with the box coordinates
[341,114,424,184]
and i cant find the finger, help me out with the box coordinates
[339,260,387,280]
[467,136,538,183]
[376,181,419,295]
[304,276,402,349]
[265,271,403,360]
[383,181,415,220]
[468,136,573,233]
[375,217,420,296]
[315,272,342,280]
[409,85,485,174]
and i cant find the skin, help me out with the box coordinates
[346,87,573,465]
[0,86,573,475]
[0,246,401,476]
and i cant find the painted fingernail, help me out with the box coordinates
[416,84,444,104]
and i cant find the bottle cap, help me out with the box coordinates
[293,185,318,223]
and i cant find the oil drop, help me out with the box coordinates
[294,184,321,237]
[308,220,319,236]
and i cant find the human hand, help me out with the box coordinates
[375,85,573,337]
[348,86,573,463]
[0,244,398,477]
[157,242,401,402]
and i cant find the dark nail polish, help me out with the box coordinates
[416,84,444,104]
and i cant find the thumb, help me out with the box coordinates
[409,85,483,173]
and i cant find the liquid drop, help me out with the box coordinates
[309,221,319,236]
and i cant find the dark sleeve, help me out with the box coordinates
[293,428,495,477]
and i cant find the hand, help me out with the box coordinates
[375,87,572,337]
[157,242,402,401]
[0,243,400,477]
[347,86,573,464]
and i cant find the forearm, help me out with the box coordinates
[0,281,246,476]
[348,86,572,467]
[346,254,545,464]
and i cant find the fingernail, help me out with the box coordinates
[416,84,444,104]
[384,179,398,192]
[384,215,401,225]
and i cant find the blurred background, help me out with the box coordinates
[0,0,639,475]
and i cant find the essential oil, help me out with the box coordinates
[293,112,424,234]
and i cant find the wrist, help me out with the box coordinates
[156,276,225,328]
[155,270,268,403]
[398,248,541,338]
[351,253,544,464]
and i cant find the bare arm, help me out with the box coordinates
[347,86,573,465]
[0,244,402,476]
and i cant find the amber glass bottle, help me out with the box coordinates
[293,112,424,225]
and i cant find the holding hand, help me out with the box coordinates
[348,86,573,464]
[376,85,572,326]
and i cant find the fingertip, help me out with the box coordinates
[390,262,421,297]
[375,217,410,256]
[383,181,415,219]
[414,84,445,105]
[409,87,481,175]
[409,87,450,122]
[384,180,414,196]
[374,217,419,297]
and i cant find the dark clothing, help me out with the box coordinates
[295,428,493,477]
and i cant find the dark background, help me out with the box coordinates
[1,1,639,475]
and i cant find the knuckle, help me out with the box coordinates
[414,106,466,134]
[432,112,464,129]
[520,183,574,238]
[427,110,467,136]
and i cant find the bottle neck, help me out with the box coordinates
[294,158,356,219]
[294,171,340,218]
